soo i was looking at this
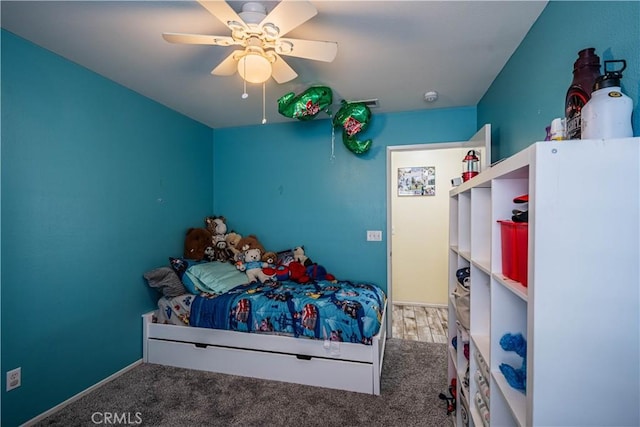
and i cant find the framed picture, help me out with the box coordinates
[397,166,436,196]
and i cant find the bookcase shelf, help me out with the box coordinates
[447,138,640,426]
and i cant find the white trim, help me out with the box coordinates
[387,141,474,152]
[21,359,143,427]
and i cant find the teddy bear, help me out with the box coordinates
[204,216,229,262]
[225,231,243,262]
[235,234,265,254]
[261,251,278,277]
[293,246,312,267]
[262,251,277,266]
[183,227,213,261]
[236,247,275,283]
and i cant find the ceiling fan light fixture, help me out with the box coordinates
[238,53,272,84]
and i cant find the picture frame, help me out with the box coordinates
[397,166,436,196]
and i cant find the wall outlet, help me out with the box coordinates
[6,367,21,391]
[366,230,383,241]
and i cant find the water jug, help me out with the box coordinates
[581,60,633,139]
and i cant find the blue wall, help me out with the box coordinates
[1,30,213,426]
[4,1,639,425]
[212,107,478,291]
[479,0,640,161]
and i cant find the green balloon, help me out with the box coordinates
[333,101,373,154]
[277,86,333,121]
[341,129,372,155]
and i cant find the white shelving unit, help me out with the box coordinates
[447,138,639,427]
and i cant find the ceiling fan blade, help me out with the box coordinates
[211,51,241,76]
[197,0,248,32]
[271,54,298,84]
[162,32,237,47]
[276,38,338,62]
[260,0,317,37]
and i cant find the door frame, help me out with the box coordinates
[385,125,491,337]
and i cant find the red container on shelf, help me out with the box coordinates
[498,220,528,286]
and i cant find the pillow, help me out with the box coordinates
[169,257,204,294]
[185,261,248,294]
[143,267,188,298]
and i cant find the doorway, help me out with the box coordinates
[385,125,491,338]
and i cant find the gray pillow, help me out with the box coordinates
[144,267,188,297]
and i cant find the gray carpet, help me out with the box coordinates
[36,339,449,426]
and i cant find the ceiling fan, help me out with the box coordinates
[162,0,338,84]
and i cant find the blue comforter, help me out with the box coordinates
[189,279,386,344]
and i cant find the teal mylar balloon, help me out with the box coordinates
[277,86,333,121]
[333,101,372,154]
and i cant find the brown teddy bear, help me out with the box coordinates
[262,251,278,265]
[183,227,212,261]
[225,231,243,262]
[235,234,265,254]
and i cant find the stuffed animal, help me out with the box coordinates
[205,215,227,236]
[288,261,310,283]
[183,227,212,261]
[225,231,243,262]
[293,246,312,266]
[274,265,290,281]
[262,251,277,266]
[305,263,336,281]
[236,247,274,283]
[204,246,216,262]
[261,251,278,278]
[235,234,265,254]
[204,216,229,262]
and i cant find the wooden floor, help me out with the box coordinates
[392,303,448,343]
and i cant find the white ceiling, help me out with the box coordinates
[1,1,547,129]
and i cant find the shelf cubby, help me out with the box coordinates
[448,138,640,426]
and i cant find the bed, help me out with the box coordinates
[142,259,388,395]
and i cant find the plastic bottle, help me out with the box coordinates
[581,59,633,140]
[565,48,601,140]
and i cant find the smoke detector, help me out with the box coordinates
[424,91,438,102]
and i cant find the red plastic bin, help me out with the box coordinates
[497,220,528,286]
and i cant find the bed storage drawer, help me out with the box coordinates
[147,338,375,394]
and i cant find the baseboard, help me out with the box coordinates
[21,359,143,427]
[392,300,447,308]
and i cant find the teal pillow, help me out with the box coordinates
[185,261,248,294]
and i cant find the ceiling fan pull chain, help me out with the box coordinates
[261,82,267,125]
[241,57,248,99]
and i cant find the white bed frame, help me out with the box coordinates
[142,301,387,395]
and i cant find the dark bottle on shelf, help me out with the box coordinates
[565,48,601,140]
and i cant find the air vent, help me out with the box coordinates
[342,98,380,108]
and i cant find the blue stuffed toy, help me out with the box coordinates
[499,332,527,393]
